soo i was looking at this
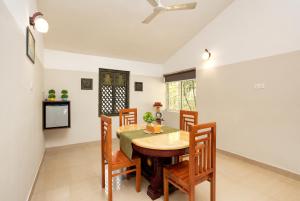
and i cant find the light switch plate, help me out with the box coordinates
[254,83,265,89]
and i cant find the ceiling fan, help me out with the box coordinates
[142,0,197,24]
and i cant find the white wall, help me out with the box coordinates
[0,1,45,201]
[162,111,180,129]
[164,0,300,73]
[163,0,300,174]
[44,69,165,148]
[42,42,168,147]
[44,49,163,77]
[3,0,45,61]
[197,51,300,175]
[2,0,35,32]
[43,49,165,148]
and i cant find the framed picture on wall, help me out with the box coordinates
[26,27,35,64]
[81,78,93,90]
[135,82,143,91]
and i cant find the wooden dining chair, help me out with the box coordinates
[101,115,141,201]
[180,110,198,132]
[163,122,216,201]
[179,110,198,161]
[119,108,137,127]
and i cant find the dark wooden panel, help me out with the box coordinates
[99,68,130,116]
[164,68,196,82]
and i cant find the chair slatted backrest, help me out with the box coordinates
[101,115,112,163]
[119,108,137,127]
[180,110,198,132]
[189,123,216,184]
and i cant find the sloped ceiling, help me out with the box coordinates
[39,0,233,63]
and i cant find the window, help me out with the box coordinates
[164,69,196,111]
[99,68,129,116]
[166,79,196,111]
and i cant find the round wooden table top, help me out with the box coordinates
[132,130,189,150]
[117,124,145,134]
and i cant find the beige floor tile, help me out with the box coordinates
[30,140,299,201]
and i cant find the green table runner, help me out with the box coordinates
[119,126,179,159]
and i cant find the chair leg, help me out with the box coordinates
[210,173,216,201]
[108,165,112,201]
[135,159,141,192]
[163,168,169,201]
[101,158,105,189]
[126,168,130,180]
[189,186,195,201]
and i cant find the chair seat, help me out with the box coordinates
[111,150,138,170]
[166,160,213,191]
[165,161,190,190]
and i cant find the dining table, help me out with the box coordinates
[117,124,189,200]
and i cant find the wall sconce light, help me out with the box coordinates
[202,49,211,60]
[29,12,49,33]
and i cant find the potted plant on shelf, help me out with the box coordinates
[143,112,160,133]
[48,89,56,101]
[61,89,69,101]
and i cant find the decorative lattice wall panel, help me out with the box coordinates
[99,69,129,116]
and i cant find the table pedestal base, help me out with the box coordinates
[147,185,162,200]
[147,157,163,200]
[132,144,186,200]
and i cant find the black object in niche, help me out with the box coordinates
[43,101,71,129]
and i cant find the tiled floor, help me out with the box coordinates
[31,141,300,201]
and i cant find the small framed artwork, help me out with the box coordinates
[135,82,143,91]
[81,78,93,90]
[26,27,35,64]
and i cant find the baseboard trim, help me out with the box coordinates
[217,149,300,181]
[46,140,100,151]
[27,151,45,201]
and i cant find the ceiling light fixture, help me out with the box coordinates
[29,12,49,33]
[202,49,211,60]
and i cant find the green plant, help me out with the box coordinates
[61,89,69,99]
[48,89,56,100]
[61,89,68,94]
[143,112,156,124]
[48,93,56,99]
[48,89,56,94]
[61,94,68,99]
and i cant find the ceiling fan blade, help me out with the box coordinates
[142,9,161,24]
[166,2,197,11]
[147,0,159,7]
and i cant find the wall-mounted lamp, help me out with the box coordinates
[29,12,49,33]
[202,49,211,60]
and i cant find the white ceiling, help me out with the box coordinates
[39,0,233,64]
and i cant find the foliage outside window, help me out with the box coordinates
[166,79,196,111]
